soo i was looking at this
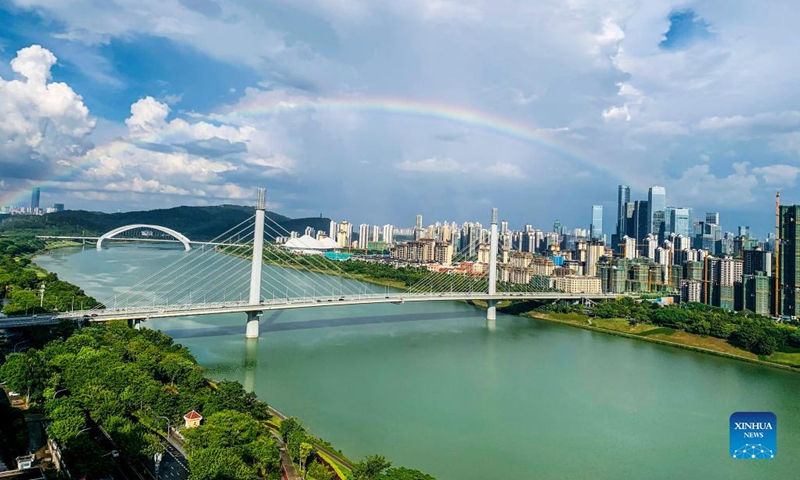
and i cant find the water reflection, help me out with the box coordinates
[243,337,259,392]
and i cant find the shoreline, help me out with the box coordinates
[526,312,800,373]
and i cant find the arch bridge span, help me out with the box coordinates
[97,224,193,251]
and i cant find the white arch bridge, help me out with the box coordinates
[97,224,193,250]
[17,189,625,336]
[38,224,244,249]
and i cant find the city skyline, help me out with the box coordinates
[1,2,800,233]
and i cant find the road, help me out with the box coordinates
[0,291,621,328]
[140,430,190,480]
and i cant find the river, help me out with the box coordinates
[35,244,800,479]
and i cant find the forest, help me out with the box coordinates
[0,236,100,315]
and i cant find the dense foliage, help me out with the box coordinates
[0,206,331,242]
[539,298,800,356]
[0,323,279,478]
[0,236,100,315]
[351,455,436,480]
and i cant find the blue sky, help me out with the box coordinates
[1,0,800,236]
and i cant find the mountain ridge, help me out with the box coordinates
[0,205,332,241]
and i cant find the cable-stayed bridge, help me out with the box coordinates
[4,188,621,335]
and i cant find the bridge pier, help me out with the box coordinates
[246,311,261,339]
[487,300,497,320]
[127,318,144,330]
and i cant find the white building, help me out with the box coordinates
[382,224,394,245]
[358,224,370,249]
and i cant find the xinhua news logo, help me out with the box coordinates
[730,412,776,460]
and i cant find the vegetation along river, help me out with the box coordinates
[35,244,800,479]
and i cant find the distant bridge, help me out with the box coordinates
[38,224,245,250]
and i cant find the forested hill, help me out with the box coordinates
[0,205,332,241]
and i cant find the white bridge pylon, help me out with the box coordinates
[246,188,267,339]
[97,224,193,251]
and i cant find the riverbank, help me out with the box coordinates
[525,311,800,372]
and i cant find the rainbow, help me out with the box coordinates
[224,95,596,168]
[1,96,605,207]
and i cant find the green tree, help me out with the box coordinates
[378,467,437,480]
[249,436,280,478]
[352,455,392,480]
[307,460,334,480]
[187,446,257,480]
[46,398,87,443]
[0,351,48,402]
[299,441,313,477]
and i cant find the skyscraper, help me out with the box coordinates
[616,185,630,239]
[590,205,603,241]
[706,212,720,225]
[414,214,423,240]
[779,205,800,316]
[647,186,666,238]
[31,187,41,211]
[633,200,649,242]
[669,208,692,237]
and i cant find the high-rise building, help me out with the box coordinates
[633,200,649,242]
[616,185,630,239]
[371,225,380,243]
[337,221,352,247]
[706,212,720,225]
[647,186,666,238]
[669,207,692,237]
[30,187,41,211]
[779,205,800,316]
[414,214,423,240]
[622,236,637,259]
[382,224,394,245]
[590,205,603,240]
[53,203,65,212]
[329,220,338,239]
[358,224,370,249]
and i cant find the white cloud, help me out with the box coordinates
[697,111,800,134]
[752,164,800,186]
[602,104,631,122]
[0,45,95,177]
[667,162,758,207]
[396,157,461,173]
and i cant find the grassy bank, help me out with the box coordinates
[526,311,800,372]
[43,240,84,250]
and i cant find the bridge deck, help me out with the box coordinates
[0,292,618,327]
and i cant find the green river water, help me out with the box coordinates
[35,245,800,479]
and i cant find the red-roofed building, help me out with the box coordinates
[183,410,202,428]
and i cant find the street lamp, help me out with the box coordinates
[157,416,172,439]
